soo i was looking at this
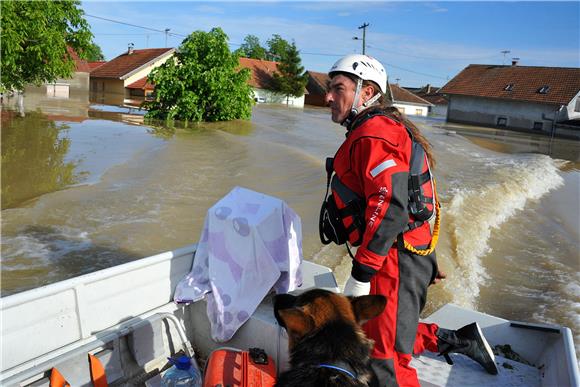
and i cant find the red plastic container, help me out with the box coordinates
[203,347,276,387]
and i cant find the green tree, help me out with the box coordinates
[0,0,93,91]
[144,28,253,122]
[273,42,309,103]
[85,41,105,61]
[266,34,290,61]
[236,35,266,60]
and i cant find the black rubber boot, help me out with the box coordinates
[436,322,499,375]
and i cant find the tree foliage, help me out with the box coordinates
[266,34,290,61]
[236,35,266,60]
[85,41,105,61]
[273,42,309,100]
[144,28,253,122]
[0,0,93,91]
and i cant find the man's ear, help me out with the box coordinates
[361,84,375,103]
[351,295,387,324]
[277,308,315,340]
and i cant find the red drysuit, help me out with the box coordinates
[331,110,440,386]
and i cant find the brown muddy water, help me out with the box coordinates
[2,92,579,355]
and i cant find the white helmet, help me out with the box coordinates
[329,54,387,94]
[328,54,391,127]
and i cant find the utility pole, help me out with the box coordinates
[164,28,171,47]
[358,23,369,55]
[500,50,511,65]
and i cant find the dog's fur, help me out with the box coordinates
[273,289,386,387]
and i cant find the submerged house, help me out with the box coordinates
[90,46,175,104]
[439,63,580,135]
[413,84,448,117]
[305,71,330,107]
[391,84,432,116]
[24,47,91,99]
[238,57,305,107]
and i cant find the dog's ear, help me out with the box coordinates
[274,294,298,328]
[351,295,387,324]
[276,308,315,340]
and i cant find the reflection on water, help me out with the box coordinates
[1,111,85,209]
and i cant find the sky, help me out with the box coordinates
[81,1,580,88]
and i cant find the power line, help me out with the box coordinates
[85,14,187,37]
[301,51,345,57]
[367,44,500,62]
[382,61,448,80]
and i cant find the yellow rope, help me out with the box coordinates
[403,179,441,256]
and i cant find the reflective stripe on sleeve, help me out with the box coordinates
[370,159,397,178]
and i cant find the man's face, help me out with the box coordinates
[325,74,357,123]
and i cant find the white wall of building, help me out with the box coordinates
[252,88,305,108]
[446,95,574,134]
[122,51,175,87]
[564,91,580,121]
[393,103,429,116]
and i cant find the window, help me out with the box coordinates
[537,85,551,94]
[533,121,543,130]
[504,84,514,91]
[575,98,580,112]
[497,117,507,127]
[416,109,423,115]
[397,106,406,114]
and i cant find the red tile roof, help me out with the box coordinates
[391,84,432,106]
[414,84,448,105]
[238,57,279,89]
[126,76,154,90]
[306,71,330,96]
[439,64,580,105]
[88,61,107,71]
[67,46,90,73]
[90,48,174,79]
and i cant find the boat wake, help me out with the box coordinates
[443,154,564,309]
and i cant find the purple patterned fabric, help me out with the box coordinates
[174,187,303,342]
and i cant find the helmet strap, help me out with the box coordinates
[342,78,383,128]
[341,78,363,128]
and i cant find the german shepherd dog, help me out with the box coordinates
[273,289,386,387]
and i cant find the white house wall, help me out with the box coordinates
[252,88,305,108]
[122,52,174,87]
[447,95,571,133]
[564,91,580,121]
[394,103,429,116]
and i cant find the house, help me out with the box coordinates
[305,70,330,106]
[90,45,174,104]
[88,61,107,72]
[390,84,432,116]
[412,84,448,117]
[238,57,305,107]
[25,47,90,99]
[439,63,580,135]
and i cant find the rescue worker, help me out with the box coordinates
[321,54,498,386]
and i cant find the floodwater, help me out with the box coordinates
[2,91,579,355]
